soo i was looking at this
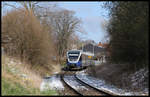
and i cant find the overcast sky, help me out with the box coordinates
[2,1,110,43]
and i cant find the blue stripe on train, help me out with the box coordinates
[67,61,82,67]
[76,61,81,67]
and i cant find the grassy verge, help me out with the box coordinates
[2,77,30,96]
[2,77,58,96]
[2,54,58,96]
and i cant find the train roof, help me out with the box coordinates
[67,49,82,52]
[67,49,94,56]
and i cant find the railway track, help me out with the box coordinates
[61,73,112,96]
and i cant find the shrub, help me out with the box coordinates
[2,9,55,73]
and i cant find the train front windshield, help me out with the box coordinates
[69,56,78,61]
[68,51,80,61]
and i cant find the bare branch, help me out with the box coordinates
[3,2,22,10]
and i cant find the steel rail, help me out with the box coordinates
[61,74,112,96]
[60,74,83,96]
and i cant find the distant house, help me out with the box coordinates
[98,42,108,48]
[79,43,106,56]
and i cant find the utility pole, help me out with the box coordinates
[93,43,94,56]
[82,43,83,51]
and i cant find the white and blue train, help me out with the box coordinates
[66,50,95,69]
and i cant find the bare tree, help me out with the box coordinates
[35,8,82,63]
[3,2,82,64]
[48,10,81,62]
[2,1,41,16]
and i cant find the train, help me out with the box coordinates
[66,50,95,70]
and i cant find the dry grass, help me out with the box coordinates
[2,53,58,95]
[2,54,42,89]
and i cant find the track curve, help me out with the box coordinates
[61,74,111,96]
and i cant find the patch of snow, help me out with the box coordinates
[53,72,59,75]
[76,71,148,96]
[129,68,148,83]
[128,67,149,94]
[40,75,64,91]
[20,74,27,78]
[10,60,14,64]
[94,61,102,66]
